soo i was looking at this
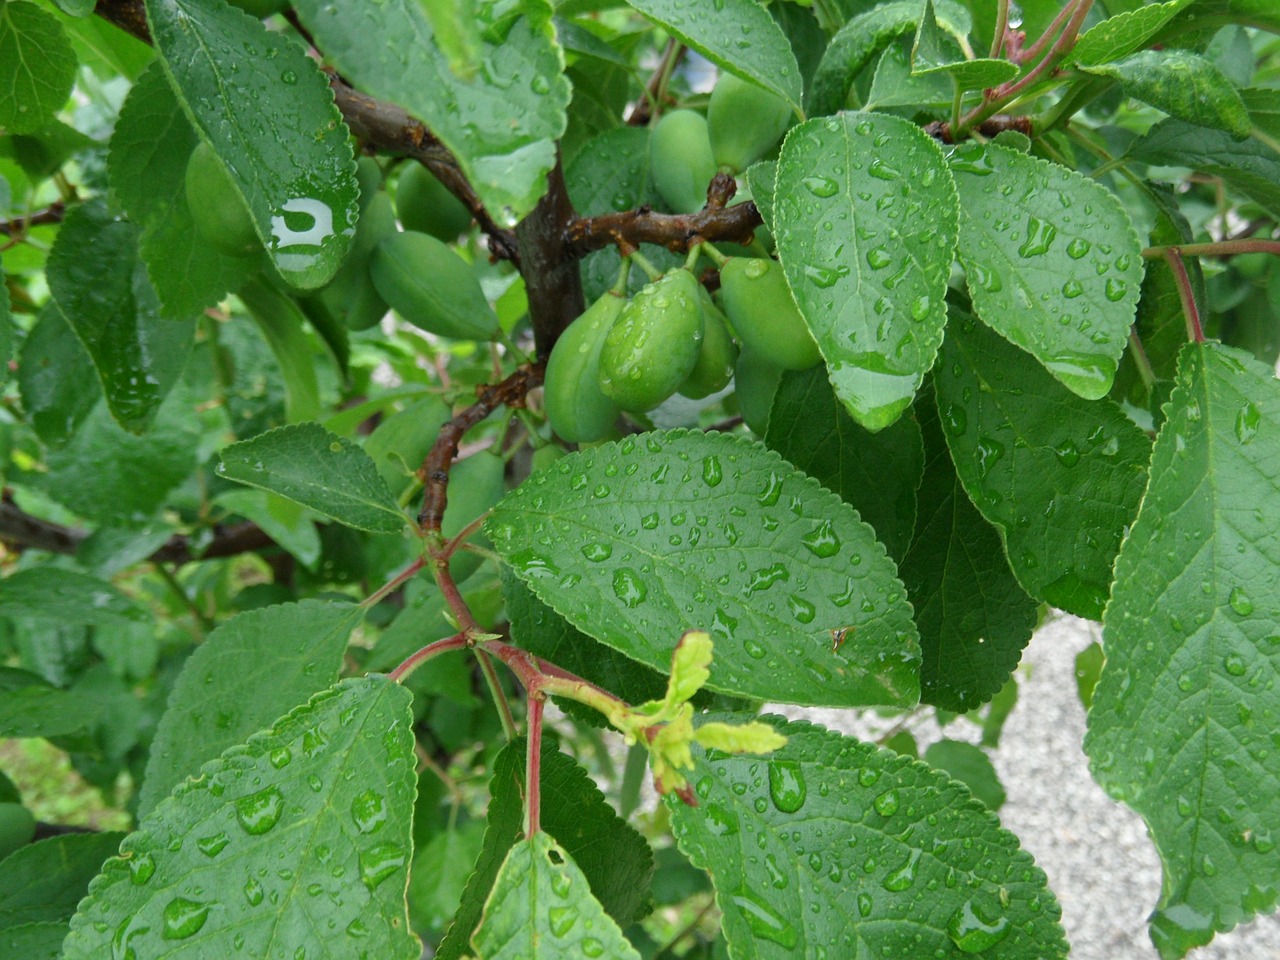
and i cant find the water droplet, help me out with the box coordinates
[1104,278,1127,302]
[581,542,613,562]
[198,833,230,857]
[1235,403,1260,444]
[942,403,968,436]
[705,804,739,837]
[1224,654,1247,676]
[746,562,789,593]
[270,747,292,769]
[244,877,264,906]
[866,247,893,270]
[758,472,784,506]
[235,785,284,835]
[548,905,578,937]
[1018,216,1057,257]
[731,888,798,948]
[802,176,839,198]
[873,789,900,817]
[280,69,298,84]
[743,637,767,660]
[702,455,723,487]
[882,848,922,891]
[868,158,901,180]
[947,896,1011,953]
[128,853,155,886]
[162,898,210,940]
[351,790,388,834]
[1061,279,1084,299]
[612,568,647,607]
[768,761,807,813]
[802,520,840,558]
[857,892,874,916]
[359,842,406,890]
[581,937,605,957]
[1150,904,1214,959]
[1066,237,1092,259]
[787,594,816,624]
[975,436,1005,476]
[328,441,343,453]
[1229,587,1253,617]
[1053,440,1080,467]
[1045,353,1113,398]
[858,767,880,787]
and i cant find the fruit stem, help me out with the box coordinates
[684,243,704,272]
[628,249,665,281]
[610,256,633,295]
[699,242,729,268]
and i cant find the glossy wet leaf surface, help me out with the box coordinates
[138,600,363,818]
[1081,50,1249,136]
[15,304,99,447]
[1067,0,1196,65]
[1084,343,1280,958]
[216,422,407,534]
[774,112,958,431]
[471,832,640,960]
[669,714,1068,959]
[0,568,147,624]
[487,430,921,708]
[0,0,77,134]
[145,0,359,288]
[935,314,1151,620]
[950,142,1143,401]
[62,677,419,960]
[291,0,568,226]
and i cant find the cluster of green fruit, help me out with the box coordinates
[545,245,822,443]
[184,143,492,338]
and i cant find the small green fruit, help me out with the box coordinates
[718,257,821,370]
[650,110,717,214]
[0,803,35,862]
[185,140,259,258]
[680,291,738,399]
[707,73,793,174]
[544,290,625,443]
[734,347,785,435]
[442,449,506,582]
[396,163,473,242]
[314,189,397,330]
[599,268,705,412]
[370,230,499,340]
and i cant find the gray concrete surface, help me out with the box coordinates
[772,613,1280,960]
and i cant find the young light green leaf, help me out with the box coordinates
[1074,641,1104,711]
[436,739,654,960]
[1130,118,1280,219]
[290,0,569,225]
[775,112,958,431]
[486,430,921,708]
[137,599,363,818]
[0,568,147,624]
[108,61,258,319]
[900,384,1037,711]
[1084,343,1280,959]
[0,833,127,928]
[216,422,408,534]
[669,715,1067,958]
[471,832,640,960]
[0,668,103,739]
[936,313,1150,619]
[950,141,1143,400]
[45,200,196,433]
[16,303,99,447]
[408,821,486,934]
[1067,0,1197,66]
[911,0,1018,90]
[765,366,923,562]
[237,278,323,423]
[1080,50,1250,136]
[0,1,77,134]
[626,0,801,114]
[923,740,1006,810]
[144,0,359,289]
[61,678,419,960]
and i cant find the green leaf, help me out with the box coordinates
[0,921,66,960]
[138,599,363,818]
[0,667,103,738]
[16,303,99,447]
[408,821,486,934]
[1130,118,1280,219]
[1080,50,1250,136]
[1074,641,1104,711]
[1241,87,1280,141]
[1084,343,1280,959]
[144,0,359,289]
[291,0,569,226]
[1161,0,1280,37]
[911,0,1018,90]
[44,200,196,432]
[669,714,1067,958]
[108,61,258,319]
[774,112,958,431]
[950,141,1143,400]
[807,0,971,116]
[0,832,127,927]
[935,313,1151,620]
[0,1,77,135]
[923,740,1006,810]
[471,832,641,960]
[216,422,408,534]
[765,366,923,562]
[62,677,419,960]
[0,568,147,624]
[214,490,322,567]
[486,429,921,708]
[899,383,1037,711]
[626,0,801,115]
[436,738,654,960]
[0,255,9,389]
[237,278,323,423]
[1067,0,1197,66]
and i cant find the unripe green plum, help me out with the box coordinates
[370,230,499,340]
[707,73,793,174]
[355,156,383,211]
[680,291,738,399]
[442,448,506,582]
[718,257,822,370]
[228,0,287,16]
[396,163,473,242]
[544,290,625,443]
[316,189,397,330]
[650,110,717,214]
[185,140,259,258]
[0,803,35,862]
[599,268,704,412]
[734,347,785,435]
[531,444,566,473]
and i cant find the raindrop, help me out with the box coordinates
[351,790,388,834]
[1066,237,1092,259]
[161,898,210,941]
[197,833,230,858]
[235,786,284,835]
[873,789,899,817]
[1223,654,1247,677]
[857,892,873,916]
[768,760,807,813]
[1228,587,1253,617]
[1104,278,1127,302]
[1018,216,1057,257]
[612,568,647,608]
[947,896,1012,953]
[358,842,406,890]
[128,853,155,886]
[731,888,799,948]
[702,455,723,487]
[548,905,578,937]
[802,520,841,558]
[244,877,264,906]
[803,176,839,198]
[581,542,613,562]
[1053,440,1080,467]
[1235,403,1260,444]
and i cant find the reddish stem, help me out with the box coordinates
[360,555,427,609]
[388,631,471,683]
[1143,238,1280,259]
[525,694,545,837]
[1163,248,1205,343]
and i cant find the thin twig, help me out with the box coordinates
[0,203,67,236]
[1162,248,1205,343]
[525,693,545,836]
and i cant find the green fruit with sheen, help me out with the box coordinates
[707,73,793,174]
[718,257,822,370]
[544,290,625,443]
[355,156,383,210]
[396,163,473,242]
[0,803,35,862]
[315,189,397,330]
[228,0,287,16]
[370,230,499,340]
[442,448,506,582]
[531,444,566,473]
[185,140,259,258]
[680,291,738,399]
[734,346,785,435]
[599,268,704,412]
[650,110,717,214]
[364,394,453,497]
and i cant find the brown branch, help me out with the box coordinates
[923,114,1034,144]
[0,202,66,237]
[416,365,543,532]
[626,39,685,127]
[515,154,584,357]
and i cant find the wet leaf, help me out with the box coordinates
[0,0,77,134]
[1081,51,1250,137]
